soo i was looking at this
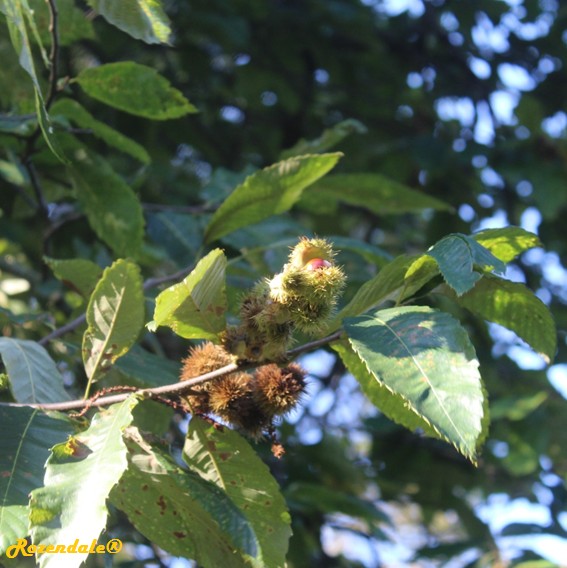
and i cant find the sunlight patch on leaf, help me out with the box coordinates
[149,249,227,341]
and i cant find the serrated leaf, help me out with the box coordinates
[473,226,541,262]
[150,249,227,340]
[86,0,171,45]
[110,427,259,568]
[0,0,66,161]
[44,256,103,298]
[0,408,73,555]
[29,397,139,568]
[457,275,556,364]
[328,255,418,331]
[425,233,506,296]
[205,153,342,243]
[183,417,292,568]
[306,173,452,215]
[82,260,145,389]
[0,338,70,403]
[343,306,486,462]
[76,62,197,119]
[69,148,144,257]
[52,98,150,163]
[333,339,443,444]
[280,119,367,159]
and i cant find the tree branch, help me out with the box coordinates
[1,331,343,412]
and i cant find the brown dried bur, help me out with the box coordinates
[253,363,307,418]
[179,342,307,449]
[179,342,234,414]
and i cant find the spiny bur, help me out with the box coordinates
[179,237,343,446]
[179,343,307,440]
[179,342,234,414]
[222,237,346,362]
[253,363,307,418]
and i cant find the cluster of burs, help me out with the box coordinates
[180,238,345,440]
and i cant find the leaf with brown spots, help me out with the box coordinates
[183,417,292,567]
[110,426,258,568]
[82,259,145,392]
[29,396,139,568]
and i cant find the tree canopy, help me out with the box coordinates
[1,1,566,567]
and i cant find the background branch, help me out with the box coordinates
[38,261,199,346]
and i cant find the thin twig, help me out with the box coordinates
[23,159,49,216]
[142,264,195,291]
[1,332,343,412]
[38,313,86,346]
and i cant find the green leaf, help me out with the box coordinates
[69,148,144,257]
[52,98,150,164]
[0,158,26,186]
[86,0,172,45]
[425,233,506,296]
[285,482,388,524]
[110,427,259,568]
[457,275,557,364]
[400,254,441,300]
[75,62,197,119]
[29,0,94,46]
[205,153,342,243]
[342,306,486,462]
[327,236,392,267]
[328,254,418,331]
[472,226,541,263]
[29,397,139,568]
[113,345,181,388]
[146,211,204,267]
[280,119,367,159]
[306,173,452,215]
[0,114,36,136]
[0,408,73,555]
[490,392,548,421]
[0,338,70,404]
[149,249,227,341]
[82,260,145,389]
[44,256,103,298]
[0,0,66,161]
[333,339,441,440]
[183,417,292,568]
